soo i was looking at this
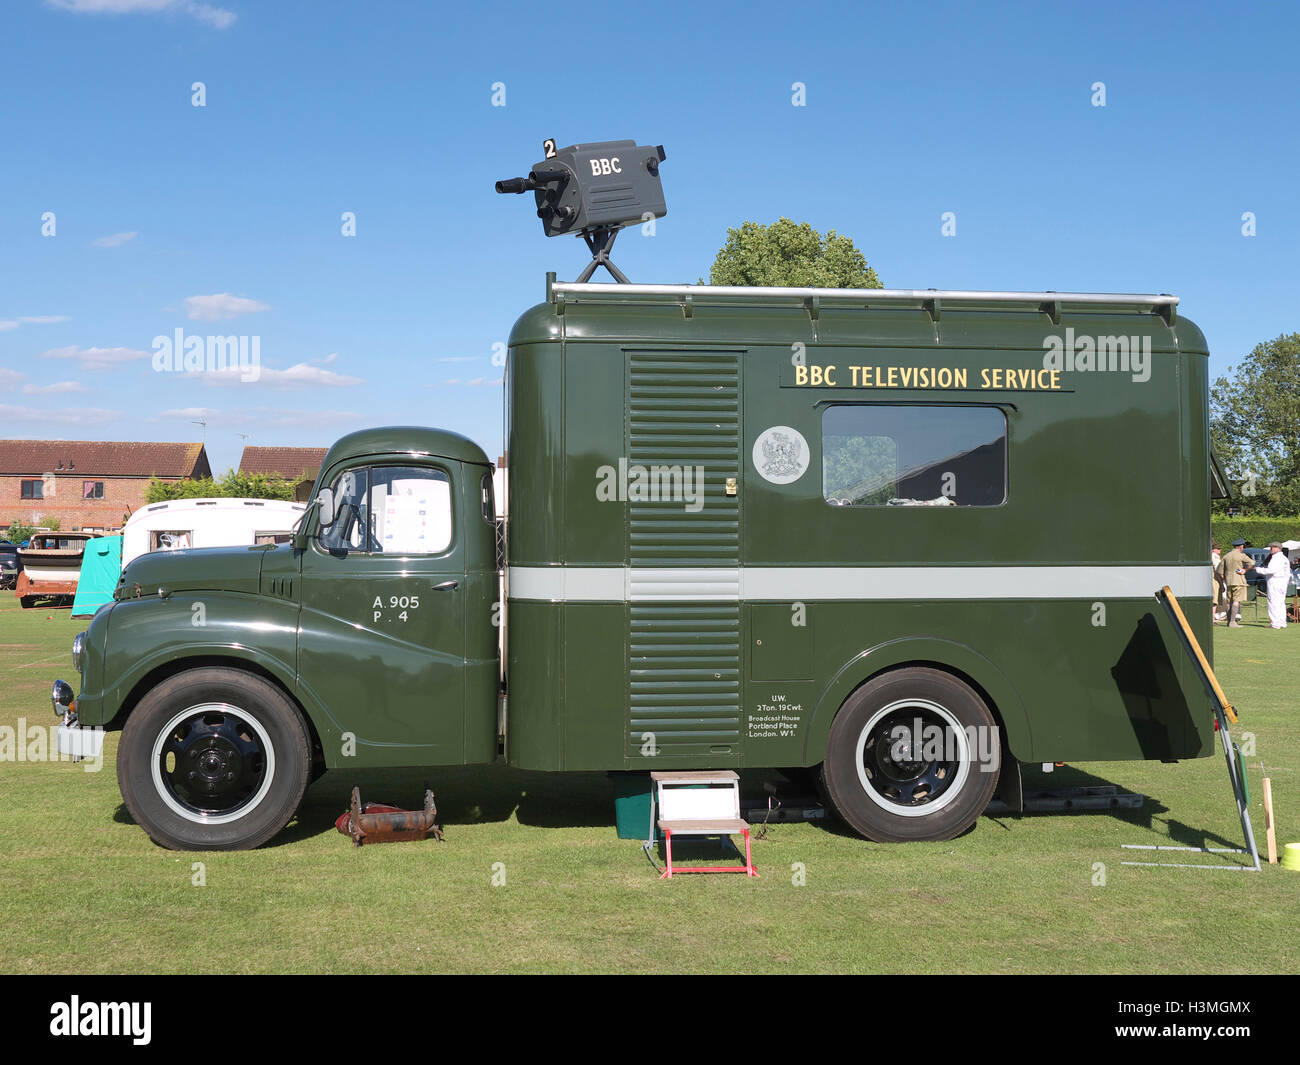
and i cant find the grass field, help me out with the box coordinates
[1,594,1297,974]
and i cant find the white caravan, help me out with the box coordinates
[121,498,307,569]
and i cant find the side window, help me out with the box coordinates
[318,467,370,552]
[150,530,193,551]
[370,466,453,554]
[823,405,1007,507]
[318,465,453,555]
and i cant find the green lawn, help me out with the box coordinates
[1,595,1297,974]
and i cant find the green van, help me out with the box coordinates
[57,280,1216,849]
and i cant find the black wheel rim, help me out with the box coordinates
[156,706,268,817]
[860,703,962,809]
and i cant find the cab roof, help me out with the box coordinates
[321,427,490,469]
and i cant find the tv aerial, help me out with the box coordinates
[496,139,666,283]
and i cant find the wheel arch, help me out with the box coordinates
[108,653,332,765]
[801,636,1033,766]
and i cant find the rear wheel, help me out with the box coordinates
[822,667,1000,842]
[19,596,35,609]
[117,667,311,850]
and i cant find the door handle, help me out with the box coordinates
[432,580,459,591]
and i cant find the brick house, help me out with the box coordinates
[0,440,211,535]
[237,445,328,481]
[238,445,328,501]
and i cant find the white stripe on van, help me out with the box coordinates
[507,565,1213,603]
[628,568,743,602]
[507,566,625,602]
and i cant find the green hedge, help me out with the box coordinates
[1211,516,1300,549]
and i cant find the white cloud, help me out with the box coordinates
[47,0,174,13]
[184,293,271,321]
[0,315,68,332]
[158,406,221,420]
[439,376,504,387]
[22,381,90,395]
[257,409,360,428]
[40,345,152,370]
[0,369,27,390]
[185,1,235,27]
[91,231,138,248]
[46,1,236,29]
[0,403,121,425]
[192,362,364,388]
[157,406,360,429]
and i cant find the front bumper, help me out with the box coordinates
[51,675,105,760]
[56,723,106,760]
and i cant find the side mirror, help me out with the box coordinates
[293,488,333,550]
[316,488,335,528]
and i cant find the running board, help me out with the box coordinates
[986,784,1144,815]
[741,783,1144,823]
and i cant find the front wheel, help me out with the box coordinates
[822,667,1000,842]
[117,667,311,850]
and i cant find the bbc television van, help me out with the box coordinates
[55,279,1218,850]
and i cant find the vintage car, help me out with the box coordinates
[16,531,95,608]
[0,540,21,590]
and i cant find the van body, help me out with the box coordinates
[59,282,1216,849]
[504,284,1214,780]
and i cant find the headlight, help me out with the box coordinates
[72,631,86,672]
[52,679,74,718]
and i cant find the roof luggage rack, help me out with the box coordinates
[546,277,1179,325]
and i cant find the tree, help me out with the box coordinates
[219,470,297,500]
[705,218,882,288]
[145,469,295,504]
[5,518,58,541]
[1210,332,1300,515]
[823,434,898,505]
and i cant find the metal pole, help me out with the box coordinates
[1218,707,1262,871]
[551,282,1179,309]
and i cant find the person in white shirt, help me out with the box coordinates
[1249,542,1292,629]
[1211,542,1226,621]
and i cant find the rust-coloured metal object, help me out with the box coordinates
[16,571,79,601]
[336,785,444,846]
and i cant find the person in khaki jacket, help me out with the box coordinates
[1217,538,1251,627]
[1211,541,1226,621]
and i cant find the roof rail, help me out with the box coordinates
[547,279,1179,324]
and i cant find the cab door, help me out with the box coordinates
[298,460,466,765]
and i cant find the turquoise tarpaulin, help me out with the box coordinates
[70,535,121,618]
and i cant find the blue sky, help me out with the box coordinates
[1,0,1296,475]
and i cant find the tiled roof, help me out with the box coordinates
[237,446,328,479]
[0,440,210,479]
